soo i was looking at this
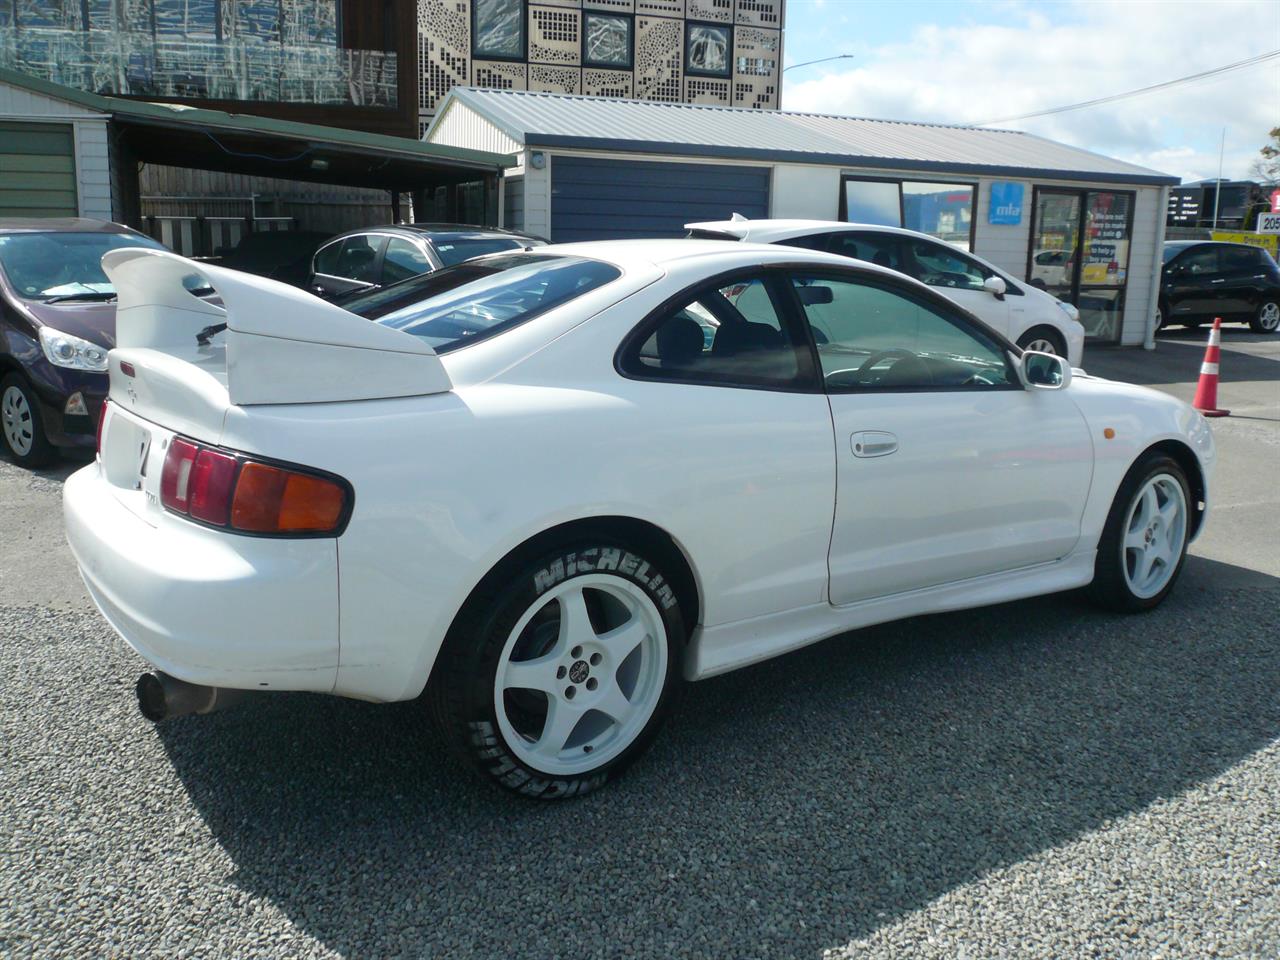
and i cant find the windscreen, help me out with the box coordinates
[346,253,621,353]
[0,231,166,300]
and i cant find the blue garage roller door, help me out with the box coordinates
[550,156,769,242]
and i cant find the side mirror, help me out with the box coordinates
[983,275,1007,299]
[1018,350,1072,390]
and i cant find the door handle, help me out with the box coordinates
[1210,278,1225,283]
[851,431,898,458]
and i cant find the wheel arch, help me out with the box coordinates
[1141,438,1207,538]
[1016,323,1068,354]
[425,514,703,693]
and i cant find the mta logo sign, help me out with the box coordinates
[989,182,1024,225]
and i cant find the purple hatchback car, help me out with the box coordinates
[0,219,168,467]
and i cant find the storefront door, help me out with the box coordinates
[1028,188,1134,342]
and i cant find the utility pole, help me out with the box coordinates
[1212,127,1225,231]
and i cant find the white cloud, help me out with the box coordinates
[782,0,1280,182]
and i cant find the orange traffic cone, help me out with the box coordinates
[1191,317,1230,417]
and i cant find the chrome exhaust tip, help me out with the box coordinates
[135,671,239,722]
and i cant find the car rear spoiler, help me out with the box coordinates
[101,246,451,405]
[684,214,751,240]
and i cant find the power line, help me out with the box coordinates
[975,49,1280,125]
[784,54,854,73]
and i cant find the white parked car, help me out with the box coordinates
[65,240,1213,799]
[1029,248,1073,289]
[687,219,1086,366]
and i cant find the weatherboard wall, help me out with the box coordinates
[0,78,111,220]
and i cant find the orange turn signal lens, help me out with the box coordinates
[231,461,347,534]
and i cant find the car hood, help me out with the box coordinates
[21,298,117,349]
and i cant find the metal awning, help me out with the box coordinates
[1,67,514,190]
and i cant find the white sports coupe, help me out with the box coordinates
[64,240,1214,799]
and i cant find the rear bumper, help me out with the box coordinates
[63,462,340,692]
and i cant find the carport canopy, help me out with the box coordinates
[0,68,514,220]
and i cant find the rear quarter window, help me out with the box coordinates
[349,254,621,354]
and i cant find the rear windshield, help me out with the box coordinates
[431,235,534,266]
[345,253,621,353]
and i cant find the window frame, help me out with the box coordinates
[615,266,824,394]
[471,0,527,62]
[839,176,979,252]
[778,266,1024,395]
[329,233,390,285]
[380,235,436,286]
[683,21,734,79]
[312,237,345,279]
[581,10,634,70]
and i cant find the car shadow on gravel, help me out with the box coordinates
[154,556,1280,959]
[0,447,91,483]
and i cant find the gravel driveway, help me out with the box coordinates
[2,333,1278,959]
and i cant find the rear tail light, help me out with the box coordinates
[95,401,108,456]
[187,448,238,525]
[159,437,350,537]
[230,462,347,533]
[160,438,199,513]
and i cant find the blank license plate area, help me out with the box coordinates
[101,407,172,520]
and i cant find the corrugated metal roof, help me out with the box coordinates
[439,87,1177,186]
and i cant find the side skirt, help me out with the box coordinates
[684,550,1097,680]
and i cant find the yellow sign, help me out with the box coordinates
[1081,263,1111,284]
[1210,231,1279,257]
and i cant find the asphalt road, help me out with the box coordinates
[1,325,1277,959]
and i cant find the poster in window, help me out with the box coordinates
[1081,192,1131,287]
[686,24,731,77]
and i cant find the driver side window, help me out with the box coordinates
[790,273,1015,391]
[1178,246,1220,276]
[904,240,988,291]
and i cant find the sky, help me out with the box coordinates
[780,0,1280,183]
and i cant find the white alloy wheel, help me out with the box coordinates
[1024,337,1060,355]
[1154,305,1164,332]
[1122,473,1187,600]
[1258,301,1280,332]
[493,574,668,777]
[2,384,35,457]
